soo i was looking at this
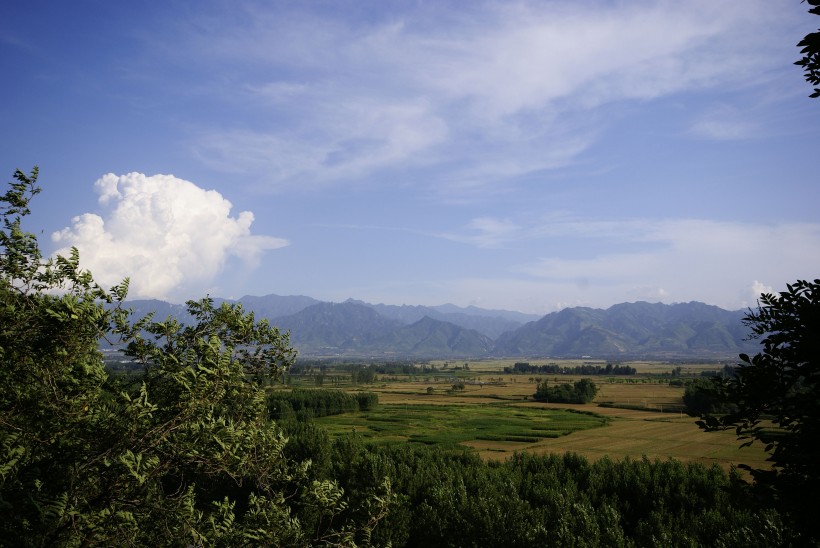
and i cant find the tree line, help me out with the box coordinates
[267,388,379,420]
[2,165,818,545]
[505,362,637,376]
[277,425,791,547]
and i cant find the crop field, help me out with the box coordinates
[310,361,771,475]
[318,402,608,448]
[515,405,770,472]
[427,358,728,375]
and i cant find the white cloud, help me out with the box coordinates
[511,218,820,310]
[336,214,820,314]
[171,0,793,194]
[751,280,774,298]
[52,173,288,300]
[690,104,758,140]
[441,217,521,248]
[195,99,448,189]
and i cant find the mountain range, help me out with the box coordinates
[122,294,759,359]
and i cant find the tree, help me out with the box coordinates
[0,167,390,546]
[697,279,820,536]
[534,378,598,404]
[796,0,820,97]
[683,378,736,416]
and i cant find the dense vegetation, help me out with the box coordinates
[696,278,820,541]
[277,427,790,547]
[267,388,379,420]
[0,169,390,546]
[506,361,637,375]
[683,378,738,416]
[534,379,599,404]
[2,167,816,545]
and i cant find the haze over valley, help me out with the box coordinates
[125,294,758,359]
[3,1,819,317]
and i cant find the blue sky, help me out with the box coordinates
[2,0,819,314]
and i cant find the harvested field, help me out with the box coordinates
[289,360,771,476]
[468,404,770,475]
[321,369,771,475]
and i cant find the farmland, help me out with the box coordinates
[292,359,770,474]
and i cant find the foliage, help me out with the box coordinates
[683,378,737,416]
[310,441,788,547]
[796,0,820,97]
[267,388,378,420]
[351,365,377,384]
[697,279,820,540]
[506,362,636,375]
[534,378,598,404]
[0,167,390,546]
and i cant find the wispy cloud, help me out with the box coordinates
[440,217,522,248]
[143,0,794,194]
[352,215,820,313]
[690,104,759,140]
[510,218,820,309]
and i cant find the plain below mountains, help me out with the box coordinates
[121,295,759,359]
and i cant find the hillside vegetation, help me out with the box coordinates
[126,296,757,359]
[2,168,814,545]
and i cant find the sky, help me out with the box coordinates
[1,0,819,315]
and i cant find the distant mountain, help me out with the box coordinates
[430,303,540,324]
[238,294,321,319]
[493,301,756,359]
[118,296,759,359]
[347,299,535,339]
[124,299,193,322]
[275,303,493,358]
[276,302,403,354]
[372,316,494,357]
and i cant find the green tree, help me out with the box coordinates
[796,0,820,97]
[534,379,597,404]
[683,378,736,416]
[698,279,819,539]
[0,167,390,546]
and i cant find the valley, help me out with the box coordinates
[278,359,769,475]
[123,294,760,359]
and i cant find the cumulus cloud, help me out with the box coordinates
[751,280,774,298]
[52,173,288,300]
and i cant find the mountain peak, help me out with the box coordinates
[120,296,756,359]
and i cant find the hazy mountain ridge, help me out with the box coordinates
[371,316,495,357]
[120,295,759,359]
[236,294,322,320]
[492,301,756,358]
[346,299,535,339]
[275,302,403,352]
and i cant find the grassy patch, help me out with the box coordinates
[316,403,608,450]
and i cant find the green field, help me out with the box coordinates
[294,360,771,474]
[316,402,608,449]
